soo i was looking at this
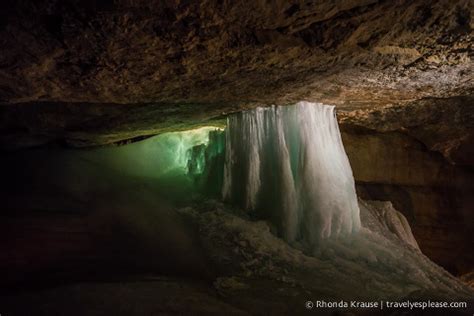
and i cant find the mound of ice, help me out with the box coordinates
[178,199,473,301]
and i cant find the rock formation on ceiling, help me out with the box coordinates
[0,0,473,148]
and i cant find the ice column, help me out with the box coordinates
[222,101,361,247]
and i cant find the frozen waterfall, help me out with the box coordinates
[222,101,361,248]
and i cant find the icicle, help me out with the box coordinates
[222,102,361,247]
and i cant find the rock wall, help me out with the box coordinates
[340,106,474,275]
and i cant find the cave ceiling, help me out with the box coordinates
[0,0,473,148]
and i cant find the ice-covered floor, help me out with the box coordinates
[1,199,473,315]
[179,199,473,302]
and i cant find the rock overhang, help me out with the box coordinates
[0,0,472,148]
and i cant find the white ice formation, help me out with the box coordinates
[222,102,361,248]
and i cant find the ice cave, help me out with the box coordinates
[0,1,473,315]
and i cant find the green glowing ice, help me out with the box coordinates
[3,126,226,205]
[87,126,223,179]
[69,126,226,200]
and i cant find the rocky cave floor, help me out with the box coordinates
[1,197,473,316]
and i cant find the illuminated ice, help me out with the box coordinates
[222,102,361,247]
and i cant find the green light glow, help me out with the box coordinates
[80,126,224,179]
[3,126,226,205]
[72,126,226,201]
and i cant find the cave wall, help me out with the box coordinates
[341,119,474,275]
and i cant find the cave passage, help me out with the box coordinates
[1,1,473,312]
[1,101,473,314]
[2,102,361,245]
[1,126,225,211]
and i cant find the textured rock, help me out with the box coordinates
[359,199,420,250]
[461,272,474,288]
[0,0,472,107]
[339,96,474,167]
[341,124,474,275]
[0,101,227,148]
[0,0,472,148]
[338,95,474,276]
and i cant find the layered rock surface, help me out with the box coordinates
[0,0,473,148]
[340,98,474,275]
[2,0,472,105]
